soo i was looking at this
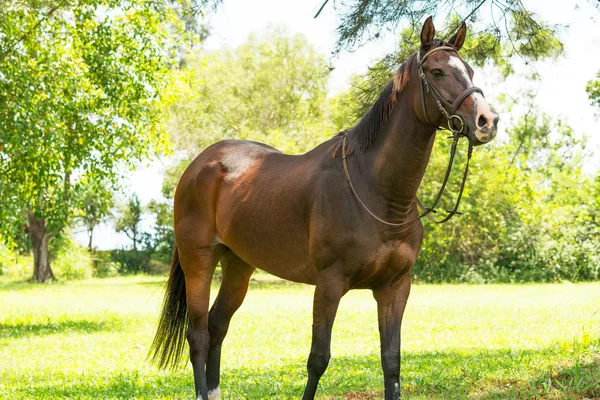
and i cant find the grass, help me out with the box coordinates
[1,276,599,399]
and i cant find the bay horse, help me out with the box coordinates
[151,17,499,400]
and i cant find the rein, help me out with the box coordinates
[342,46,480,227]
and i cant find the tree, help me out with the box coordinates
[164,26,333,158]
[318,0,570,61]
[147,199,175,263]
[115,195,144,251]
[160,26,336,198]
[587,71,600,112]
[75,178,114,252]
[0,1,179,281]
[410,103,598,282]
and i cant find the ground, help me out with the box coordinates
[1,275,599,399]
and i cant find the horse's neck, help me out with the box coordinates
[366,98,437,217]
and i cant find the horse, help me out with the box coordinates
[150,16,499,400]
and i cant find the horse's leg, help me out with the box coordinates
[373,274,411,400]
[206,251,255,400]
[180,246,222,400]
[302,268,349,400]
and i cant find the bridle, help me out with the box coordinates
[342,45,485,227]
[417,46,483,133]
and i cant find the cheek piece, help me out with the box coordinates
[413,46,484,223]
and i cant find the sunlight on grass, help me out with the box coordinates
[1,276,599,399]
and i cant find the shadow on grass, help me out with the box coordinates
[14,373,194,400]
[14,343,600,399]
[0,317,123,339]
[0,277,168,292]
[550,356,600,398]
[0,279,66,292]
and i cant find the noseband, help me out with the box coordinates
[342,46,485,227]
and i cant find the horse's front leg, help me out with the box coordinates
[302,267,349,400]
[373,273,411,400]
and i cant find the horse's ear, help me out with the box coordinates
[420,16,435,46]
[448,22,467,51]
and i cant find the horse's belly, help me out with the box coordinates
[221,228,318,285]
[216,186,318,285]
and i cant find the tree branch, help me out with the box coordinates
[314,0,330,19]
[461,0,487,24]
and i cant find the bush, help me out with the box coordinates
[91,249,168,276]
[91,251,120,278]
[0,244,12,276]
[0,244,32,279]
[53,242,93,280]
[110,249,151,274]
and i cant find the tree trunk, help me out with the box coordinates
[27,211,55,282]
[88,226,94,252]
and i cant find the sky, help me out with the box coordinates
[75,0,600,249]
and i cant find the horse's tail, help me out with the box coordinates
[149,245,188,369]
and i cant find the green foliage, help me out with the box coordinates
[146,199,175,264]
[0,0,184,281]
[161,26,337,198]
[164,25,334,157]
[0,277,599,398]
[331,34,598,283]
[108,249,152,274]
[330,0,566,68]
[0,0,171,232]
[336,14,562,125]
[412,109,599,283]
[75,177,114,251]
[0,243,19,277]
[90,251,120,278]
[0,252,31,280]
[587,71,600,111]
[52,241,93,280]
[92,248,167,276]
[114,194,144,251]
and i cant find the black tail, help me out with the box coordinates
[149,246,188,369]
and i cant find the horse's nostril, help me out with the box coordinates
[477,115,487,129]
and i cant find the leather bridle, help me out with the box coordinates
[342,45,485,227]
[417,46,483,133]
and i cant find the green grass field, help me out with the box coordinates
[1,276,599,399]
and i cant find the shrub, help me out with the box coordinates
[91,251,120,278]
[0,244,32,279]
[53,242,93,280]
[110,249,151,274]
[0,244,12,276]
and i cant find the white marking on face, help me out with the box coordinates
[447,56,472,88]
[221,143,267,182]
[208,386,221,400]
[447,55,496,142]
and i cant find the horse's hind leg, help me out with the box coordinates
[180,244,222,400]
[206,251,255,399]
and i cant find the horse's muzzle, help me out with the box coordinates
[471,111,499,145]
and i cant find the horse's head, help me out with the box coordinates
[412,17,499,145]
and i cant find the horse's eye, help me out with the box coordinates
[431,68,444,77]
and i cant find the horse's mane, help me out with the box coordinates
[331,40,448,157]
